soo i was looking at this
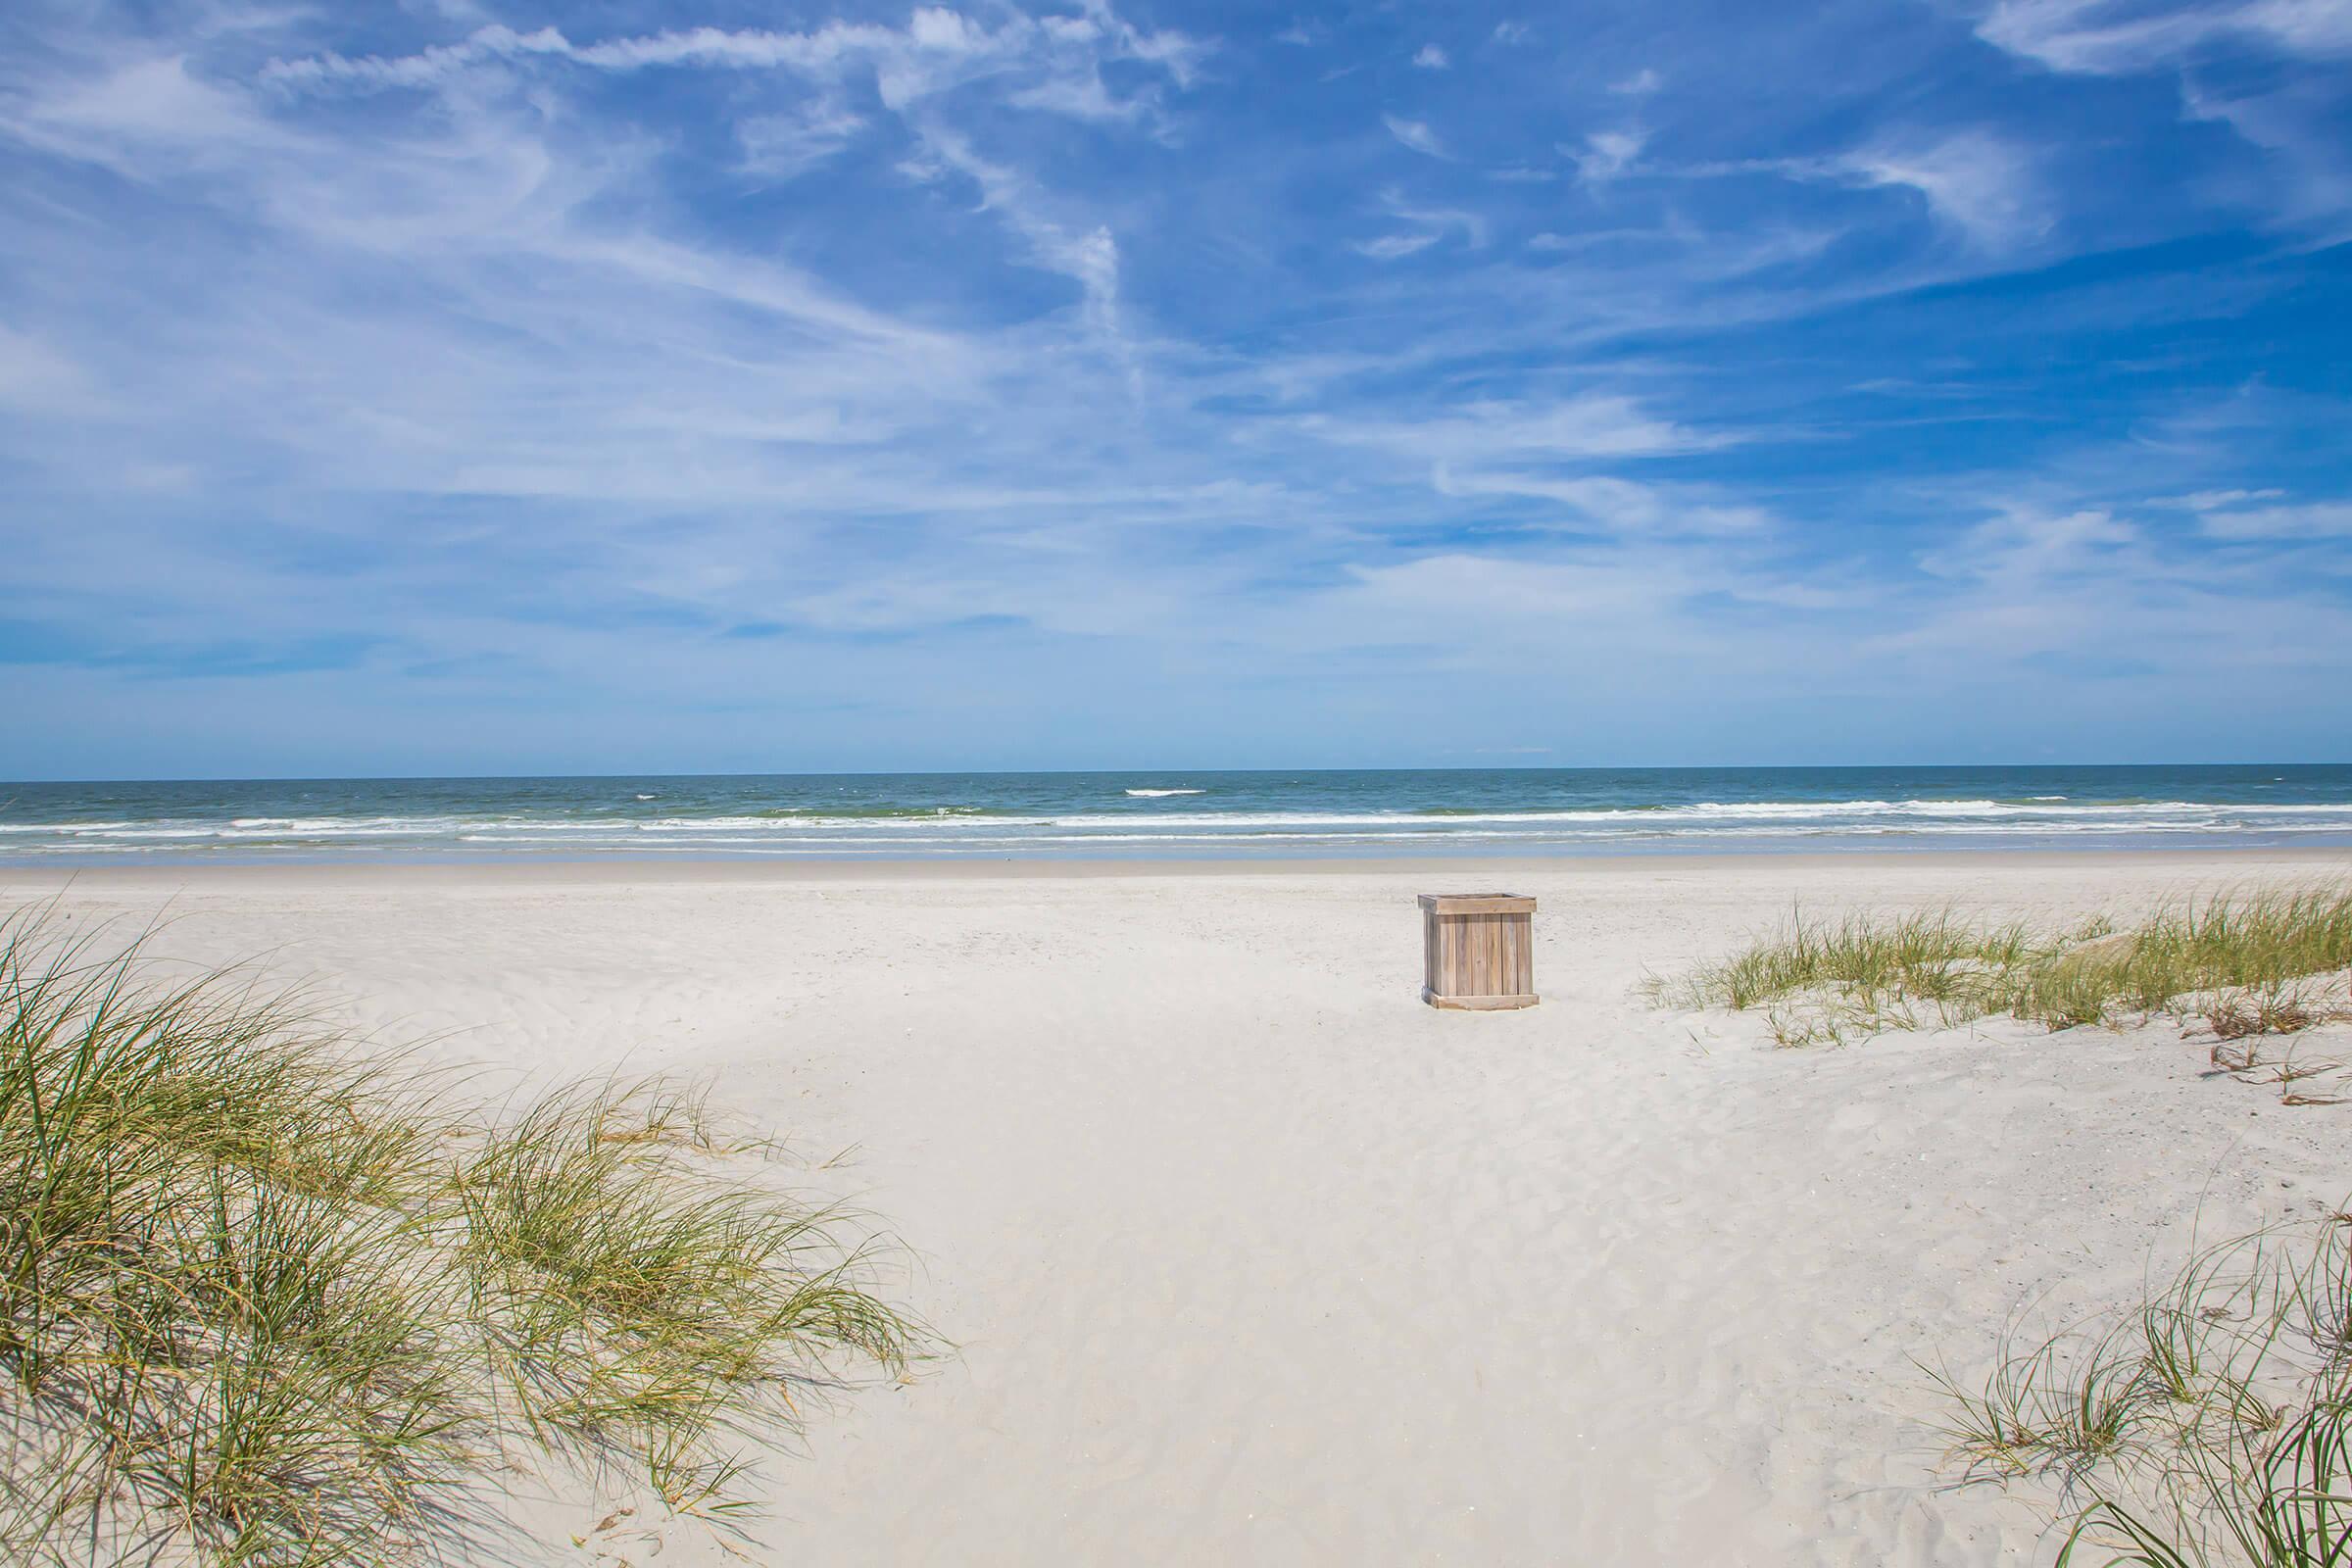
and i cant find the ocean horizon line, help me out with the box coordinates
[10,760,2352,789]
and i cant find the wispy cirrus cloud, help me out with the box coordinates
[260,9,1201,108]
[1972,0,2352,234]
[1835,132,2051,249]
[1614,131,2048,251]
[1567,128,1646,182]
[736,96,868,177]
[1298,394,1728,463]
[1975,0,2352,74]
[2191,497,2352,537]
[0,0,2346,773]
[1432,466,1774,535]
[1351,187,1487,259]
[1381,113,1446,158]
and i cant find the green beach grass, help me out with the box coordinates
[1654,884,2352,1054]
[1929,1218,2352,1566]
[0,906,925,1566]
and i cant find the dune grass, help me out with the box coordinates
[1655,884,2352,1054]
[1929,1219,2352,1566]
[0,906,924,1566]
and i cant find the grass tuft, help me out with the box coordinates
[1656,884,2352,1061]
[1934,1223,2352,1567]
[0,906,925,1566]
[452,1080,917,1514]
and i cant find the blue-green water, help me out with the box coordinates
[5,766,2352,862]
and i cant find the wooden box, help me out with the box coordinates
[1418,893,1538,1009]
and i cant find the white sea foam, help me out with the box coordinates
[220,816,449,835]
[39,802,2352,840]
[12,790,2352,859]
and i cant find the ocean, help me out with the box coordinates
[4,765,2351,863]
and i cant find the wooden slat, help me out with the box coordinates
[1418,894,1535,915]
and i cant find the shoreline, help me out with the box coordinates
[7,842,2352,892]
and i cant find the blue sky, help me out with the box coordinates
[3,0,2350,778]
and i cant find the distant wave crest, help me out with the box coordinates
[8,786,2352,859]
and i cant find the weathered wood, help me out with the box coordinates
[1416,894,1536,916]
[1420,987,1538,1011]
[1418,892,1537,1009]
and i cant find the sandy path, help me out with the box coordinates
[9,850,2348,1565]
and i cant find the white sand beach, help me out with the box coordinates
[7,849,2349,1566]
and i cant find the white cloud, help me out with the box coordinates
[1977,0,2352,74]
[1353,232,1439,259]
[260,24,572,89]
[2164,487,2286,509]
[1413,44,1450,69]
[246,8,1195,344]
[0,325,109,416]
[1382,114,1446,158]
[1008,72,1151,122]
[10,55,298,174]
[1610,67,1663,94]
[1850,494,2352,676]
[263,9,1201,125]
[736,96,866,177]
[1368,188,1488,250]
[1569,129,1646,181]
[1917,505,2139,582]
[1336,552,1681,622]
[904,126,1127,338]
[1527,222,1836,283]
[1433,466,1772,533]
[0,2,1184,544]
[1670,133,2047,249]
[2180,77,2352,232]
[1304,394,1727,462]
[1087,9,1207,89]
[1837,132,2049,248]
[2197,499,2352,538]
[1478,396,1728,458]
[1971,3,2352,233]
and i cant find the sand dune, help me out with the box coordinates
[8,849,2348,1565]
